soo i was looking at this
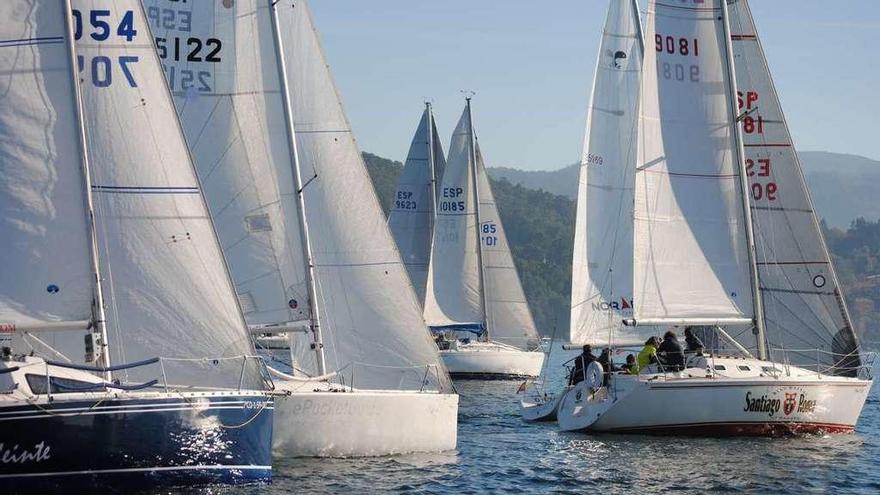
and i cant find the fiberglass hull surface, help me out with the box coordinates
[273,388,459,457]
[440,346,545,379]
[558,373,872,436]
[0,393,274,493]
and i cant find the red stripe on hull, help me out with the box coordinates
[605,422,853,437]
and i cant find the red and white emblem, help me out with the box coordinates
[783,392,797,416]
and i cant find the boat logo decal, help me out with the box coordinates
[46,284,59,294]
[813,275,826,288]
[611,50,627,69]
[0,324,15,334]
[0,442,51,464]
[744,389,818,417]
[783,393,797,416]
[591,297,633,313]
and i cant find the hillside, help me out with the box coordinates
[363,152,880,346]
[488,151,880,229]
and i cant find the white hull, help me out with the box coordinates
[273,383,459,457]
[440,341,544,378]
[558,357,872,436]
[520,386,570,422]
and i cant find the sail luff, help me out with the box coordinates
[427,102,439,223]
[62,0,109,375]
[466,98,490,338]
[269,0,327,376]
[720,0,767,360]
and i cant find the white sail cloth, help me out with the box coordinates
[474,143,541,350]
[388,106,446,305]
[144,0,312,332]
[634,0,754,323]
[277,1,447,389]
[0,1,94,360]
[728,0,861,372]
[73,0,258,387]
[569,0,646,346]
[423,107,484,331]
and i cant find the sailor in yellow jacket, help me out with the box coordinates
[636,336,660,373]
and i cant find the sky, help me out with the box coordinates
[309,1,880,171]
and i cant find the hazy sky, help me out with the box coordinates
[309,1,880,170]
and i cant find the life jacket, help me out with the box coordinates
[637,344,657,370]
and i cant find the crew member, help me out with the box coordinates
[658,330,685,371]
[569,344,596,385]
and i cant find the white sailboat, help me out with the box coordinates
[389,103,447,306]
[424,99,545,378]
[144,0,458,456]
[522,0,645,422]
[0,1,272,489]
[555,0,873,435]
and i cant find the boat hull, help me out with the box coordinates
[558,373,871,436]
[273,387,458,457]
[520,387,570,422]
[441,345,544,379]
[0,393,274,493]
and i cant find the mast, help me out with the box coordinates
[426,102,439,227]
[269,1,327,375]
[465,97,491,341]
[63,0,111,380]
[720,1,768,360]
[630,0,645,55]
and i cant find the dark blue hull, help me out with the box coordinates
[0,393,273,494]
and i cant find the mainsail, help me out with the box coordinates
[634,0,754,324]
[150,0,446,389]
[728,0,861,372]
[569,0,645,346]
[423,107,485,333]
[0,1,95,361]
[388,104,447,305]
[474,142,541,350]
[73,0,258,387]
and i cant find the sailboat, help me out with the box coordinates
[555,0,873,435]
[144,0,458,456]
[424,98,545,379]
[0,1,273,489]
[389,103,447,306]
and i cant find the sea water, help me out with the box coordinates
[157,343,880,494]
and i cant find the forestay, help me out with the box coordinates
[73,0,258,387]
[143,1,312,337]
[634,0,754,323]
[423,107,484,332]
[475,142,540,350]
[569,0,646,346]
[275,1,446,390]
[0,1,94,361]
[728,0,861,373]
[388,105,447,305]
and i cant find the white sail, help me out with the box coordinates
[73,0,256,387]
[474,142,540,349]
[634,0,754,323]
[0,1,94,361]
[728,1,861,372]
[388,105,447,305]
[143,1,312,333]
[275,1,446,389]
[424,107,484,332]
[569,0,645,346]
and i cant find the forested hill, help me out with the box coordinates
[363,152,880,346]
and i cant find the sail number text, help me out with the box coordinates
[738,89,779,201]
[439,187,466,213]
[72,10,139,88]
[147,3,225,93]
[394,191,417,211]
[481,223,498,247]
[655,34,700,83]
